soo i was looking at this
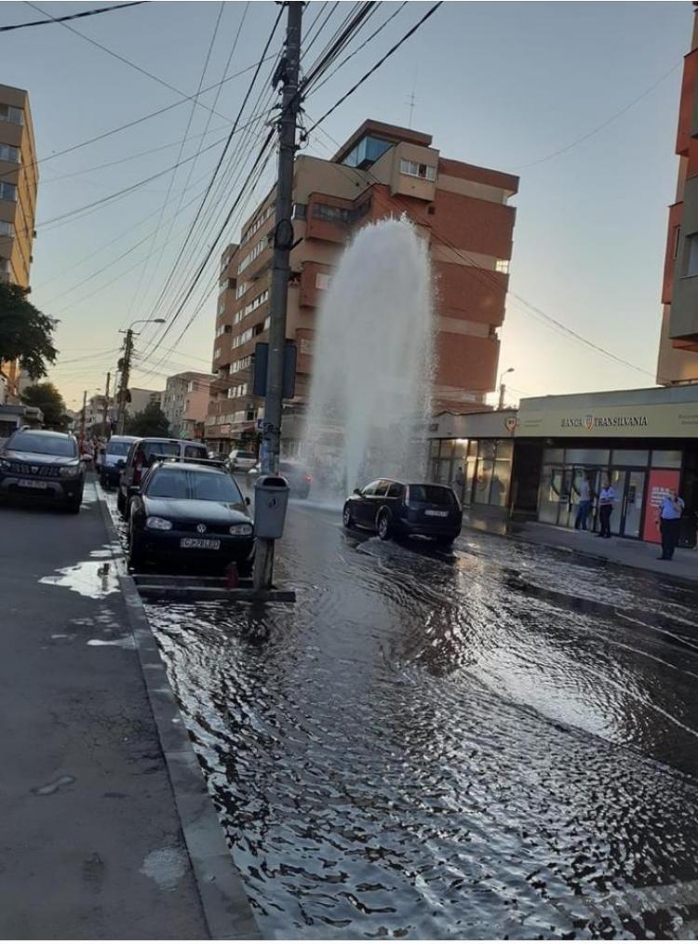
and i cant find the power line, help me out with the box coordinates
[24,1,230,124]
[1,1,146,32]
[306,2,443,133]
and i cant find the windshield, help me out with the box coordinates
[191,471,243,503]
[408,485,457,506]
[146,469,188,499]
[7,433,77,458]
[106,441,131,456]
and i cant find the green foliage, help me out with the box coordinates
[126,401,170,438]
[21,382,68,430]
[0,282,58,380]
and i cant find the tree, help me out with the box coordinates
[126,401,170,438]
[0,282,58,379]
[21,382,68,430]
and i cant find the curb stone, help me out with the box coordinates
[97,487,260,941]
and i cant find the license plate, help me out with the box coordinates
[18,479,49,490]
[425,510,448,518]
[180,538,221,550]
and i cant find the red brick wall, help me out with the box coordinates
[677,49,698,158]
[662,202,683,305]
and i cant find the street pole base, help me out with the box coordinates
[253,539,275,594]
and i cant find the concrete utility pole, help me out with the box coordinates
[79,389,87,443]
[254,0,303,592]
[498,367,514,411]
[117,329,134,436]
[102,372,111,439]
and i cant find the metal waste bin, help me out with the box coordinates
[254,474,290,539]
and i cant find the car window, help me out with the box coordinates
[7,432,76,458]
[373,480,391,497]
[146,468,188,499]
[190,471,244,503]
[143,442,180,464]
[106,441,130,456]
[387,482,403,499]
[184,444,207,459]
[407,485,457,506]
[362,481,382,497]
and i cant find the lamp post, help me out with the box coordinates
[498,367,514,411]
[116,319,165,434]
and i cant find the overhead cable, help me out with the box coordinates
[0,1,145,32]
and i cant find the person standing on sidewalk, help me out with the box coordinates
[575,474,592,531]
[598,478,616,539]
[656,490,685,561]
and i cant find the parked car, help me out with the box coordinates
[0,428,85,513]
[342,479,462,546]
[127,460,255,573]
[228,449,257,473]
[246,459,313,499]
[117,438,209,517]
[97,435,139,489]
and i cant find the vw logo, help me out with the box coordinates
[31,466,38,474]
[196,524,207,534]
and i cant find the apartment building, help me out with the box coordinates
[0,83,39,402]
[162,371,216,439]
[206,120,518,451]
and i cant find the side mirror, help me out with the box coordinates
[353,488,362,496]
[128,486,141,497]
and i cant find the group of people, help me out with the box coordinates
[575,473,685,561]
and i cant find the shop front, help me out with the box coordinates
[514,386,698,545]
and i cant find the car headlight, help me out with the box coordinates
[59,465,80,478]
[229,524,253,536]
[0,458,11,472]
[146,517,173,531]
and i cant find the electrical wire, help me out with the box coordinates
[1,1,145,32]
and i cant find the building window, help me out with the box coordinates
[400,159,436,182]
[0,143,19,163]
[235,280,250,300]
[237,237,267,275]
[495,260,510,275]
[342,135,392,169]
[0,181,17,202]
[241,204,274,246]
[312,203,349,223]
[0,220,14,237]
[316,273,331,291]
[292,203,307,220]
[0,104,23,126]
[686,233,698,278]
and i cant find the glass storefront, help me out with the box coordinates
[430,439,513,509]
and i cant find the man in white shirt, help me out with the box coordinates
[656,491,685,561]
[597,479,615,539]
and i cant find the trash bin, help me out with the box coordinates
[254,474,290,540]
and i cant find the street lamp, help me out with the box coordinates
[498,367,514,410]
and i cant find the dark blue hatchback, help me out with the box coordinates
[343,479,462,546]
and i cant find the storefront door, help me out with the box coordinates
[609,469,646,539]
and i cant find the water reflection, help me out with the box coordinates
[145,505,698,938]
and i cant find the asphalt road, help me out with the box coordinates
[0,481,208,939]
[141,492,698,939]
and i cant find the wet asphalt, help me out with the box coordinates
[107,486,698,939]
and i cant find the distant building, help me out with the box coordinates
[205,119,518,453]
[128,388,163,418]
[162,372,216,439]
[0,83,39,403]
[657,6,698,384]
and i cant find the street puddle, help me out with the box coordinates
[40,560,119,599]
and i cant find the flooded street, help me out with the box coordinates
[126,494,698,938]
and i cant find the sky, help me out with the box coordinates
[0,0,691,412]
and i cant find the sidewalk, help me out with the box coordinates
[462,511,698,583]
[0,481,256,939]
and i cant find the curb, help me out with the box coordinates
[96,487,260,941]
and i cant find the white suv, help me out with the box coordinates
[228,449,257,472]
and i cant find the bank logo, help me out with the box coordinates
[505,417,517,434]
[584,415,594,431]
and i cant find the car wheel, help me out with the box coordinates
[436,535,456,547]
[66,492,83,515]
[343,503,354,528]
[377,511,392,541]
[237,557,253,578]
[128,532,146,572]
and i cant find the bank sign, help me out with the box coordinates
[516,402,698,438]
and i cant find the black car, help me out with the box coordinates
[343,479,462,546]
[0,428,85,513]
[117,438,209,517]
[246,459,313,499]
[127,460,255,573]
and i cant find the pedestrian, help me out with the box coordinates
[597,478,615,539]
[656,490,685,561]
[575,473,592,531]
[454,466,465,500]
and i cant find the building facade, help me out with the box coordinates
[162,371,215,440]
[429,385,698,547]
[205,120,518,451]
[0,83,39,402]
[128,388,163,418]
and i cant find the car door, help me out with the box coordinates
[354,480,381,526]
[365,479,391,530]
[386,481,405,519]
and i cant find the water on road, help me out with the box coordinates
[126,494,698,938]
